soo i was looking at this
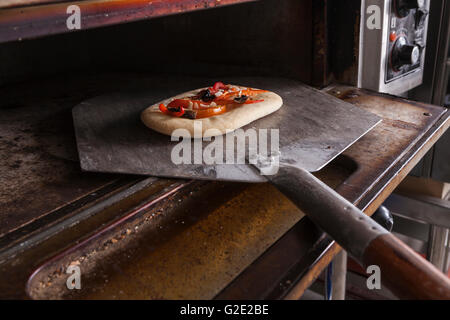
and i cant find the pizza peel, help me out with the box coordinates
[73,76,450,299]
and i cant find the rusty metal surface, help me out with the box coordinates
[1,76,448,300]
[327,86,449,208]
[27,181,309,299]
[23,154,351,300]
[0,0,258,43]
[217,86,449,299]
[23,155,352,300]
[0,78,128,238]
[0,176,188,299]
[216,159,354,299]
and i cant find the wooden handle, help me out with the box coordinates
[267,166,450,299]
[364,233,450,300]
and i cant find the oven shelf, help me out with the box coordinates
[0,0,257,43]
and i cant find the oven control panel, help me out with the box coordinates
[386,0,429,82]
[359,0,430,95]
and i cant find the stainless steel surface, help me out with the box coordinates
[427,225,449,272]
[410,0,450,182]
[393,232,428,254]
[431,130,450,183]
[385,192,450,272]
[263,166,389,260]
[428,1,450,106]
[358,0,430,95]
[410,0,449,104]
[384,193,450,228]
[73,76,381,180]
[331,250,347,300]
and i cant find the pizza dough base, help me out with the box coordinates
[140,86,283,138]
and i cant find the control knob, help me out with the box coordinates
[395,0,424,18]
[391,37,420,71]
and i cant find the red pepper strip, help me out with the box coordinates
[168,99,214,110]
[216,89,267,101]
[167,99,191,109]
[159,103,185,117]
[212,81,227,92]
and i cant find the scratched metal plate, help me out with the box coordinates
[73,76,381,182]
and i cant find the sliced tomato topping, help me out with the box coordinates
[212,81,227,92]
[159,83,267,119]
[168,99,217,110]
[167,99,191,109]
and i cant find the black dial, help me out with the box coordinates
[395,0,424,18]
[391,37,420,71]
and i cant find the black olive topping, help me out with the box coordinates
[167,106,183,113]
[199,89,216,102]
[234,95,249,104]
[181,110,197,119]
